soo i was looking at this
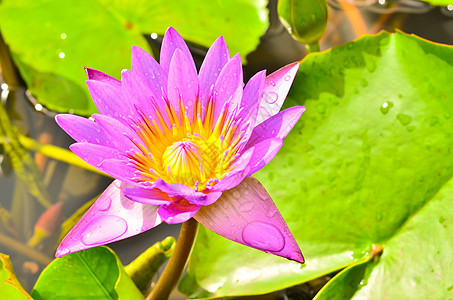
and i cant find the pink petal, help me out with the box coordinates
[121,69,170,130]
[158,200,200,224]
[92,114,141,153]
[199,36,230,105]
[153,179,222,206]
[86,80,132,125]
[167,49,199,122]
[85,67,121,87]
[211,54,243,123]
[245,138,283,176]
[236,70,267,149]
[257,62,300,125]
[194,177,304,263]
[99,159,138,186]
[160,27,196,76]
[56,180,162,257]
[131,45,167,100]
[123,187,179,205]
[246,106,306,149]
[55,114,107,145]
[69,143,122,168]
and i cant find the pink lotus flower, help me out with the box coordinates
[55,27,305,263]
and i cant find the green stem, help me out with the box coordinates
[17,135,107,176]
[306,41,321,53]
[146,219,198,300]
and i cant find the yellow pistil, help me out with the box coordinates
[128,98,242,191]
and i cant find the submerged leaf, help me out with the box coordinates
[0,102,51,208]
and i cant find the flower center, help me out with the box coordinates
[161,137,216,187]
[127,98,246,191]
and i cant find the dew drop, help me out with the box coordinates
[57,247,70,257]
[81,216,128,245]
[239,201,255,212]
[396,113,412,126]
[264,91,278,104]
[360,78,368,87]
[284,75,291,81]
[233,191,241,199]
[379,101,393,115]
[366,60,376,73]
[242,221,285,252]
[96,197,112,211]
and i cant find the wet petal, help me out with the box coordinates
[236,70,267,149]
[86,80,132,124]
[70,143,122,168]
[246,138,283,176]
[167,49,199,121]
[55,114,107,145]
[212,54,243,122]
[123,187,178,205]
[199,36,230,105]
[85,67,121,87]
[153,179,222,206]
[257,62,300,125]
[92,114,141,153]
[121,69,170,130]
[56,180,162,257]
[246,106,306,149]
[160,27,196,76]
[158,200,200,224]
[131,45,167,100]
[99,159,138,186]
[194,177,304,263]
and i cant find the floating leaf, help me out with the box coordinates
[0,0,267,115]
[0,253,32,299]
[31,246,143,299]
[180,32,453,298]
[315,179,453,299]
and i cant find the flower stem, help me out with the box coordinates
[306,41,321,53]
[146,219,198,300]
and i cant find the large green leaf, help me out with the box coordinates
[0,0,267,115]
[180,31,453,298]
[0,253,32,299]
[314,177,453,299]
[31,246,144,299]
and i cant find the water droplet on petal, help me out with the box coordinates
[57,247,70,256]
[284,75,291,81]
[233,191,241,199]
[265,92,278,104]
[81,216,128,246]
[242,221,285,252]
[239,201,255,212]
[96,197,112,211]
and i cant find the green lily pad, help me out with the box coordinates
[315,178,453,299]
[0,0,267,115]
[0,253,32,299]
[31,246,143,299]
[180,31,453,298]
